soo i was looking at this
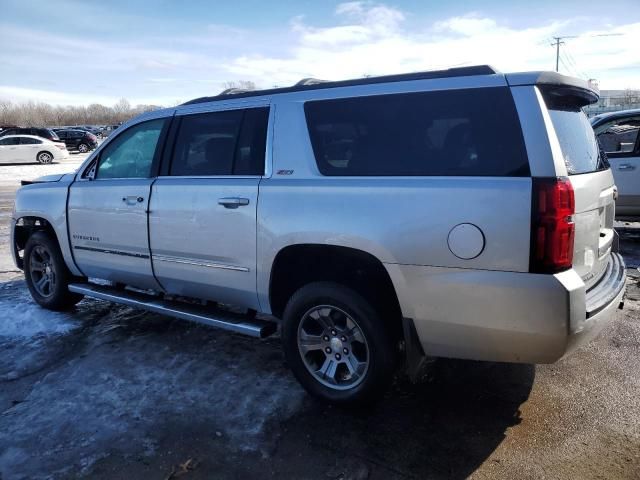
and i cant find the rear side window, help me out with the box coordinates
[170,107,268,176]
[547,107,605,175]
[19,137,42,145]
[304,87,529,176]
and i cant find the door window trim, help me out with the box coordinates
[80,116,173,181]
[158,104,272,178]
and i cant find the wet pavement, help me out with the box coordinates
[0,172,639,479]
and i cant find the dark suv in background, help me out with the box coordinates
[0,127,62,143]
[54,129,98,153]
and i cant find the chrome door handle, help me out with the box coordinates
[618,164,636,171]
[218,197,250,209]
[122,196,144,205]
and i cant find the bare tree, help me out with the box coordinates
[221,80,257,92]
[0,98,161,127]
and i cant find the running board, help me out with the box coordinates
[68,283,277,338]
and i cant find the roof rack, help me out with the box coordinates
[182,65,497,106]
[295,78,329,86]
[218,87,252,96]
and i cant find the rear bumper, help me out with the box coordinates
[385,254,626,364]
[565,253,626,356]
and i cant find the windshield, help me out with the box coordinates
[548,108,606,175]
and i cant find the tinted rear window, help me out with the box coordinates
[304,87,529,176]
[547,107,605,175]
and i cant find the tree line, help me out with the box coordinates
[0,81,259,128]
[0,98,161,127]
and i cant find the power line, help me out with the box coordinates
[551,36,576,72]
[550,32,623,73]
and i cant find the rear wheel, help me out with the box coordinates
[36,151,53,164]
[24,231,84,310]
[282,282,396,404]
[77,143,89,153]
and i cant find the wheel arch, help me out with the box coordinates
[268,243,403,340]
[12,213,82,276]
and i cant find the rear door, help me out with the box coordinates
[68,117,170,289]
[543,93,615,289]
[149,104,269,309]
[594,116,640,216]
[19,137,43,161]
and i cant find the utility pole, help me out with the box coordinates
[551,37,566,72]
[550,32,622,75]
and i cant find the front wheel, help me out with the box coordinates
[24,231,84,310]
[282,282,396,404]
[77,143,89,153]
[36,151,53,164]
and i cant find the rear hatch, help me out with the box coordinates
[542,87,615,289]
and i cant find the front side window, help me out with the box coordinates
[169,107,268,176]
[0,137,19,145]
[96,118,166,179]
[304,87,529,176]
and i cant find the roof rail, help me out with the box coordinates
[182,65,498,106]
[295,78,329,86]
[218,87,252,96]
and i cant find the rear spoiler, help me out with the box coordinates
[506,71,599,107]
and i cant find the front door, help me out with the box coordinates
[149,106,269,309]
[68,117,169,289]
[0,137,22,163]
[596,117,640,215]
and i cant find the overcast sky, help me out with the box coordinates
[1,0,639,106]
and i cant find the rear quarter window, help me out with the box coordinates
[304,87,529,176]
[547,107,605,175]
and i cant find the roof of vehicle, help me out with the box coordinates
[181,65,599,106]
[0,134,55,142]
[56,128,90,133]
[590,108,640,127]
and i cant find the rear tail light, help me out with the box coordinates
[55,144,66,150]
[529,177,575,273]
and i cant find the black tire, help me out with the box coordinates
[24,231,84,311]
[36,151,53,164]
[77,143,89,153]
[282,281,396,404]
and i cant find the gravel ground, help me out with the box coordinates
[0,162,638,479]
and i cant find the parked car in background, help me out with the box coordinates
[0,127,62,143]
[591,109,640,216]
[101,124,120,137]
[0,135,68,164]
[53,129,99,153]
[73,125,103,137]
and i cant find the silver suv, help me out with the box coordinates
[11,66,627,403]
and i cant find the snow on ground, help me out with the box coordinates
[0,280,304,479]
[0,156,85,187]
[0,283,80,338]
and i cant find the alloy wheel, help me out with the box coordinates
[29,245,56,297]
[297,305,370,390]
